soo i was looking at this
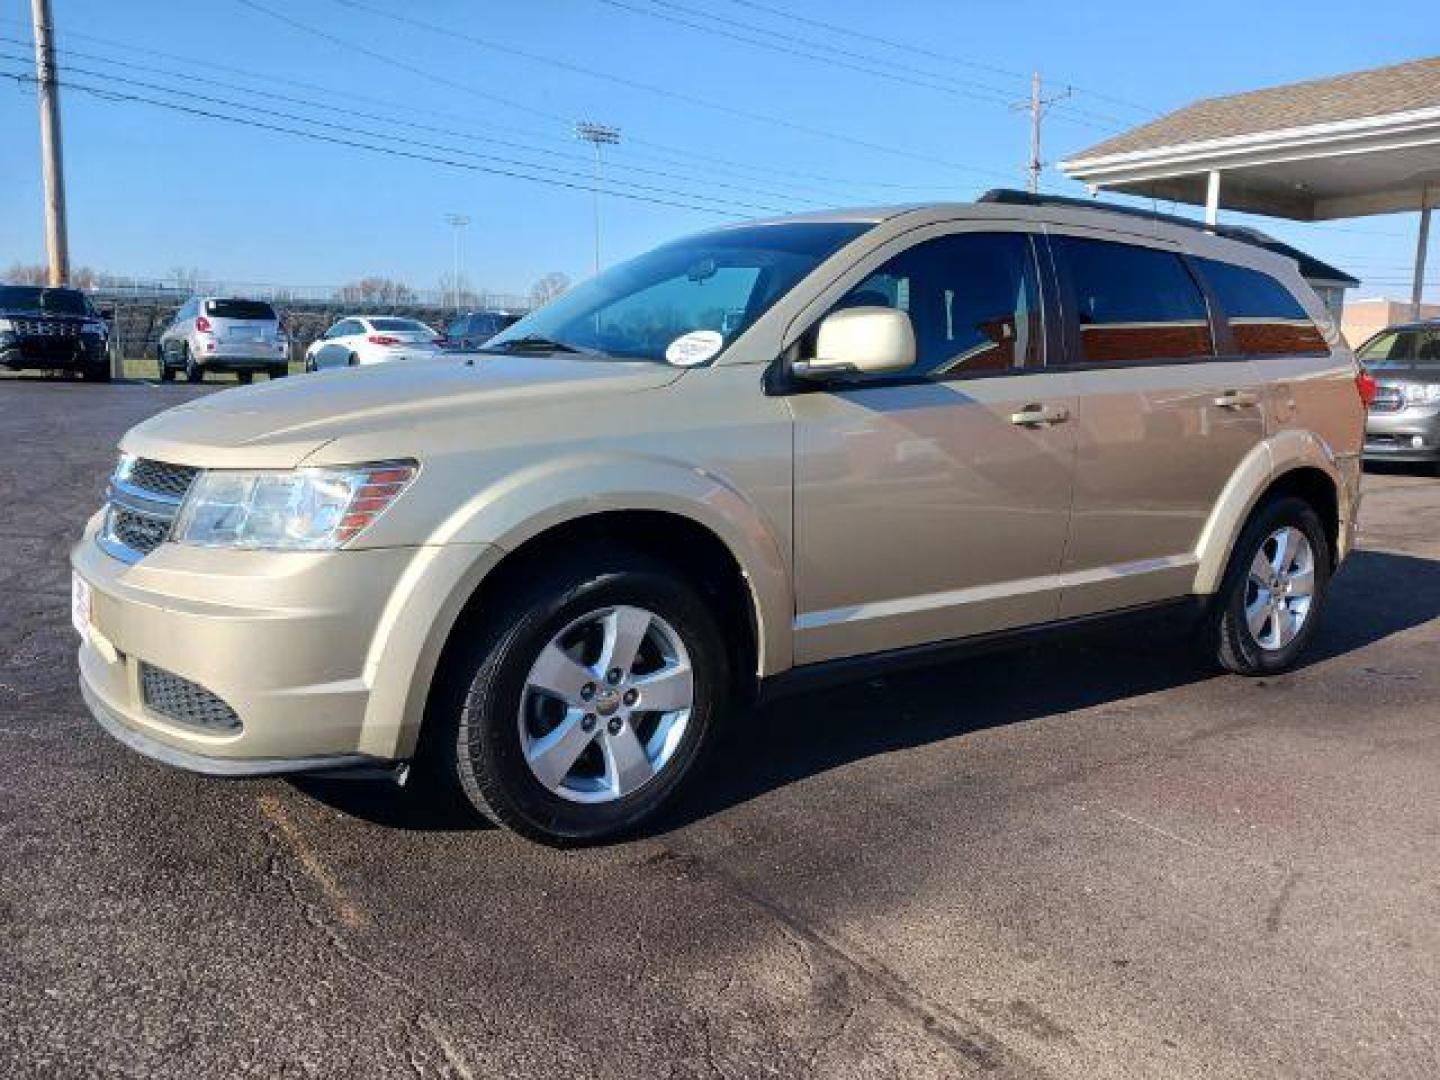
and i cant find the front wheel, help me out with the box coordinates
[183,347,203,384]
[424,549,729,845]
[1204,495,1331,676]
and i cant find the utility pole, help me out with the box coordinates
[30,0,69,285]
[444,213,470,312]
[575,121,620,276]
[1015,71,1072,194]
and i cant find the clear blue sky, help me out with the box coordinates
[1,0,1435,300]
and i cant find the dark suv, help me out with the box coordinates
[439,309,522,351]
[1358,320,1440,469]
[0,284,111,381]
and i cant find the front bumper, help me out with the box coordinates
[1364,405,1440,462]
[72,517,496,775]
[2,336,106,370]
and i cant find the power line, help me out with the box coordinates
[589,0,1130,131]
[1,13,1007,200]
[305,0,1023,178]
[714,0,1157,117]
[0,63,779,218]
[0,34,831,210]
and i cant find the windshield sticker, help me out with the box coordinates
[665,330,724,367]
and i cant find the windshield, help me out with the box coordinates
[1360,328,1440,367]
[0,286,92,316]
[485,222,871,364]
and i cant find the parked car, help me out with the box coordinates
[304,317,441,371]
[439,309,522,351]
[73,193,1365,845]
[0,284,111,381]
[1357,319,1440,469]
[156,297,289,384]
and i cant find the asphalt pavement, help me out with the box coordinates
[3,376,1439,1079]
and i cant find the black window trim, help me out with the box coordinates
[769,228,1057,395]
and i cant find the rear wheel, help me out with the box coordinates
[237,370,253,385]
[270,365,288,379]
[422,549,729,845]
[159,363,175,383]
[81,364,111,383]
[1204,495,1331,676]
[347,352,360,367]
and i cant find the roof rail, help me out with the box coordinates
[977,188,1357,287]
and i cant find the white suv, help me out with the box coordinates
[156,297,290,384]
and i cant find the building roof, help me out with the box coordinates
[1078,56,1440,159]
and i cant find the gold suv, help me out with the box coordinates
[72,194,1366,844]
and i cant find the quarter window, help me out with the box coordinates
[1055,236,1214,364]
[1195,258,1327,356]
[825,232,1041,377]
[1358,330,1418,365]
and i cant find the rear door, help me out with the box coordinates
[1045,230,1267,618]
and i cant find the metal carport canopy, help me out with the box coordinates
[1059,57,1440,311]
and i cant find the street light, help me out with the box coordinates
[444,212,470,312]
[575,121,620,276]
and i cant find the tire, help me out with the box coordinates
[270,365,288,379]
[82,365,111,383]
[347,352,359,367]
[1203,495,1331,676]
[237,370,253,385]
[422,547,730,845]
[159,363,175,383]
[183,347,203,384]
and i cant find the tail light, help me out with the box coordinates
[367,334,401,346]
[195,315,212,333]
[1356,369,1378,407]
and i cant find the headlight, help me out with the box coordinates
[1402,383,1440,406]
[0,317,14,334]
[82,319,107,335]
[172,462,417,550]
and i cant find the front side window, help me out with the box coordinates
[1195,258,1327,356]
[485,222,872,364]
[822,231,1041,377]
[1055,236,1213,364]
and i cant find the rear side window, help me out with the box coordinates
[1054,236,1213,364]
[1195,258,1327,356]
[369,318,431,333]
[206,299,276,321]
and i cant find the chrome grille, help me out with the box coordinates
[97,457,199,563]
[126,460,200,501]
[108,507,171,553]
[14,318,81,338]
[1370,386,1405,414]
[140,664,241,733]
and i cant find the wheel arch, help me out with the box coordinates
[1194,432,1346,594]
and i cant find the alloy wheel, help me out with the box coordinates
[1243,526,1316,651]
[517,605,693,804]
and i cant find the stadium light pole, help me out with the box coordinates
[29,0,69,285]
[575,122,620,276]
[444,213,470,312]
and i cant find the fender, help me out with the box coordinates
[361,450,794,759]
[1193,429,1347,594]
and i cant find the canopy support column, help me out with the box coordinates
[1412,191,1432,320]
[1204,170,1222,227]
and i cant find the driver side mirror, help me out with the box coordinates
[794,306,915,380]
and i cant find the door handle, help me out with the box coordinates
[1009,402,1070,427]
[1213,390,1260,409]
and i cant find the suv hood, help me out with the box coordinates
[122,354,685,468]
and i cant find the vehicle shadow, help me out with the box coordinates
[294,548,1440,837]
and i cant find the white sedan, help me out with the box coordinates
[304,316,442,371]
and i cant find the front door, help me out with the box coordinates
[790,229,1077,665]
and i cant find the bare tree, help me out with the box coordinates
[529,271,571,308]
[5,262,49,285]
[336,276,417,306]
[168,266,208,293]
